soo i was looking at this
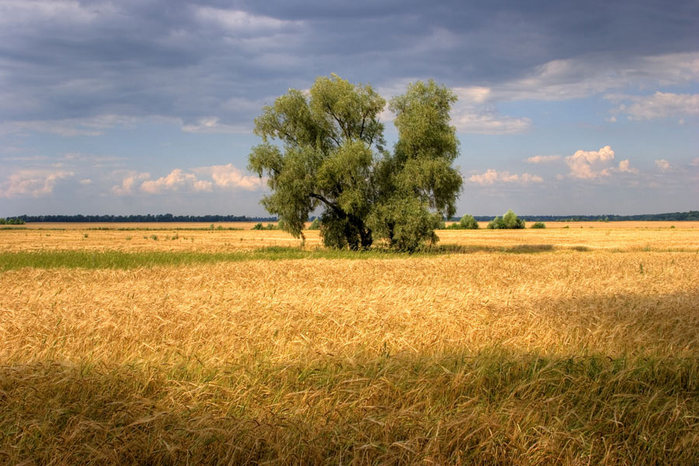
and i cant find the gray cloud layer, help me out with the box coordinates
[1,0,697,132]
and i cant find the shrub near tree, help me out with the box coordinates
[487,210,525,229]
[447,214,479,229]
[248,74,462,251]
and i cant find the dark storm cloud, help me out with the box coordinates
[1,0,697,130]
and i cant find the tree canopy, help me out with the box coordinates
[248,74,462,251]
[487,210,525,229]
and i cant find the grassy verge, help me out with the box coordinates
[1,349,695,464]
[0,245,589,270]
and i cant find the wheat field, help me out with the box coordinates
[0,223,697,464]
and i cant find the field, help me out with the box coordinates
[1,222,697,463]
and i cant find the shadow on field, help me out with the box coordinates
[1,341,696,464]
[521,289,699,354]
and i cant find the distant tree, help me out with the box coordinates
[248,74,462,251]
[487,210,525,229]
[0,218,25,225]
[448,214,479,229]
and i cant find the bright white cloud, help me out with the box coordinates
[655,159,671,171]
[112,164,263,196]
[111,172,150,196]
[526,155,561,164]
[194,163,265,191]
[565,145,616,179]
[564,145,637,179]
[467,169,543,186]
[140,169,213,194]
[607,92,699,120]
[0,169,73,198]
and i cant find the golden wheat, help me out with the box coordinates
[0,223,697,463]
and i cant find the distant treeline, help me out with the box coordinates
[13,214,276,223]
[466,211,699,222]
[6,210,698,223]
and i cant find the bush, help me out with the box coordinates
[446,214,479,230]
[530,222,546,229]
[252,223,279,231]
[460,214,479,229]
[0,218,25,225]
[487,210,525,229]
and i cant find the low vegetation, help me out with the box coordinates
[251,222,279,230]
[446,214,479,229]
[530,221,546,229]
[0,217,25,225]
[487,209,526,229]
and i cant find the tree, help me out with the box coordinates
[248,74,462,251]
[487,209,525,229]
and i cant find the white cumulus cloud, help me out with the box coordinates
[140,169,213,194]
[194,163,265,191]
[565,145,616,179]
[0,169,74,198]
[111,172,150,196]
[112,163,263,196]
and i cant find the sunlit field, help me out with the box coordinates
[1,223,697,463]
[1,221,697,253]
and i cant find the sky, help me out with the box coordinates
[1,0,698,217]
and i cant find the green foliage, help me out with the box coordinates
[252,223,279,231]
[447,214,479,230]
[487,210,525,229]
[249,74,462,251]
[307,218,321,230]
[0,217,25,225]
[530,222,546,229]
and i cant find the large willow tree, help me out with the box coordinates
[248,74,462,251]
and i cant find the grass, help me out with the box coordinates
[0,247,397,270]
[1,224,698,463]
[0,244,593,270]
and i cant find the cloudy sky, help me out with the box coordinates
[1,0,697,216]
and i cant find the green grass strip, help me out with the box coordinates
[0,247,405,271]
[0,244,595,271]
